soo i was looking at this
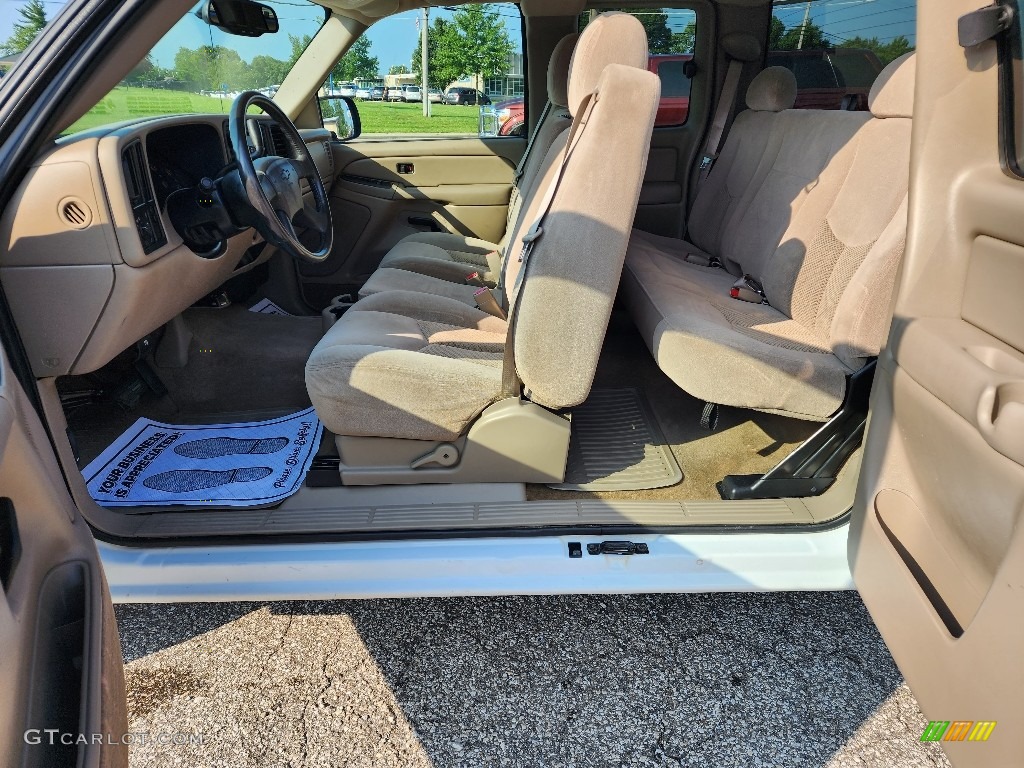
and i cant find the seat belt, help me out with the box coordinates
[697,58,744,186]
[507,100,553,227]
[499,92,597,399]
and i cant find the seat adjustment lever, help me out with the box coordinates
[410,443,460,469]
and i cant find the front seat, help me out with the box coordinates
[356,32,580,306]
[304,12,661,484]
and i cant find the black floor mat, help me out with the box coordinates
[548,388,683,492]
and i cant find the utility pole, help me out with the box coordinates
[421,6,430,117]
[796,0,811,50]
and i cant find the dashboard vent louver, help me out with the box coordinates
[265,122,287,156]
[121,140,166,255]
[223,120,235,163]
[323,141,334,177]
[59,198,92,229]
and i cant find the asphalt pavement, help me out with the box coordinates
[115,592,952,768]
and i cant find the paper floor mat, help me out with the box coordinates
[83,408,322,509]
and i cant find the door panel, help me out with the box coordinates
[298,136,524,306]
[0,343,127,767]
[850,3,1023,765]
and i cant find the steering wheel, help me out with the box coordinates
[228,91,333,263]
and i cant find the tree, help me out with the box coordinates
[768,16,787,51]
[412,17,461,90]
[125,54,158,86]
[246,55,290,89]
[335,35,379,81]
[842,34,914,65]
[289,33,377,88]
[389,64,410,75]
[173,45,246,91]
[672,23,696,54]
[1,0,48,56]
[447,4,514,87]
[776,20,829,51]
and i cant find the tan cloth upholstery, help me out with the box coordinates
[744,66,797,113]
[566,12,647,115]
[308,13,659,439]
[868,51,915,119]
[547,33,578,109]
[305,291,507,441]
[358,34,578,302]
[621,54,915,420]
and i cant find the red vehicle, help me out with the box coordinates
[647,54,694,125]
[494,47,883,136]
[494,53,694,134]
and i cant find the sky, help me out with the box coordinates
[0,0,916,74]
[0,0,519,73]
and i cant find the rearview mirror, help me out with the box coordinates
[320,96,361,141]
[198,0,279,37]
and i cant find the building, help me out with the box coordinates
[484,52,524,99]
[447,52,524,98]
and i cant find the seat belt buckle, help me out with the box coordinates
[474,287,507,320]
[730,274,767,304]
[699,153,718,172]
[684,252,713,267]
[465,272,486,287]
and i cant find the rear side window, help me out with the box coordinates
[580,8,698,127]
[769,0,916,110]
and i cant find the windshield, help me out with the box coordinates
[62,0,327,135]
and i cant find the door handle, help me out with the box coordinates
[408,216,442,232]
[976,382,1024,465]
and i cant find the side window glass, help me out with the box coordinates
[346,3,525,137]
[768,0,916,110]
[580,8,698,127]
[1005,0,1024,174]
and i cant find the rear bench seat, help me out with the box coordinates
[622,52,915,421]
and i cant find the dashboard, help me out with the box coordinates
[147,123,227,209]
[0,114,335,378]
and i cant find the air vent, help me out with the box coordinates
[322,141,334,176]
[58,197,92,229]
[264,121,288,157]
[121,140,166,255]
[223,120,235,163]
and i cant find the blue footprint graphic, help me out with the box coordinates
[143,467,273,493]
[173,437,290,459]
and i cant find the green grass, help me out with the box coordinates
[65,87,234,134]
[64,86,481,136]
[355,100,480,134]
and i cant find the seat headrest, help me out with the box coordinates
[745,66,798,112]
[548,33,579,109]
[568,12,648,115]
[869,52,915,119]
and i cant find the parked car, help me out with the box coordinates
[427,88,444,103]
[766,48,884,110]
[385,86,403,102]
[446,87,491,106]
[494,97,526,136]
[355,85,371,100]
[368,86,385,101]
[336,82,357,98]
[401,85,422,103]
[647,53,694,126]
